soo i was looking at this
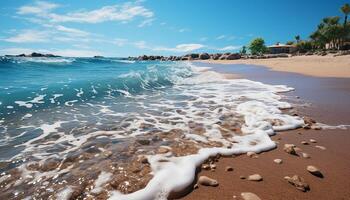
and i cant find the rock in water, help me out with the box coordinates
[307,165,323,178]
[241,192,262,200]
[248,174,263,181]
[285,175,310,192]
[274,159,283,164]
[198,176,219,187]
[284,144,297,155]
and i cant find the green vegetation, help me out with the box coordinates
[248,38,267,55]
[240,46,247,55]
[244,3,350,55]
[297,3,350,51]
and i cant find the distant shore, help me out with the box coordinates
[201,54,350,78]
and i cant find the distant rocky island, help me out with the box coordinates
[5,52,61,58]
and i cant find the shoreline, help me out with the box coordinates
[181,62,350,199]
[199,54,350,78]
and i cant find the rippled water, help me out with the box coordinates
[0,57,304,200]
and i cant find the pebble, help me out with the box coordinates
[273,159,283,164]
[193,184,199,189]
[241,192,262,200]
[210,164,217,170]
[202,164,210,170]
[309,139,317,143]
[136,139,150,145]
[225,166,234,172]
[248,174,263,181]
[301,141,309,145]
[315,145,326,150]
[283,144,297,155]
[307,165,323,178]
[198,176,219,187]
[240,175,246,179]
[157,147,170,154]
[284,175,310,192]
[301,152,311,159]
[246,152,258,158]
[102,150,112,158]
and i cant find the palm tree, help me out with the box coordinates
[341,3,350,26]
[295,35,301,43]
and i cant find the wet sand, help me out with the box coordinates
[181,62,350,200]
[201,55,350,78]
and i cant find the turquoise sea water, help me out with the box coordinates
[0,57,194,161]
[0,57,304,199]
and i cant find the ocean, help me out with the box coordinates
[0,56,304,199]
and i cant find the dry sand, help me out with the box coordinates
[202,55,350,78]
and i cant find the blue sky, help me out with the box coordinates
[0,0,348,57]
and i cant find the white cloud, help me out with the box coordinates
[0,47,101,57]
[17,1,59,15]
[216,35,226,40]
[54,25,90,37]
[216,45,241,51]
[18,1,154,24]
[3,30,49,43]
[134,41,147,49]
[138,18,155,27]
[153,43,205,52]
[112,38,128,46]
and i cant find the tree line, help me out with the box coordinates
[244,3,350,55]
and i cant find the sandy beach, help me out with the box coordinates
[180,60,350,200]
[201,55,350,78]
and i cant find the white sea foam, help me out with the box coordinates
[15,95,46,108]
[4,62,308,199]
[108,68,305,200]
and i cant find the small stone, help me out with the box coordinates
[102,150,113,158]
[248,174,263,181]
[225,166,233,171]
[301,141,309,145]
[136,139,150,145]
[315,145,326,150]
[309,139,317,143]
[294,147,302,152]
[210,164,216,170]
[307,165,323,178]
[198,176,219,187]
[241,192,262,200]
[284,175,310,192]
[202,164,210,170]
[247,152,258,158]
[140,157,149,164]
[283,144,297,155]
[157,147,170,154]
[274,159,283,164]
[240,175,246,179]
[193,184,199,189]
[301,152,311,159]
[311,125,322,130]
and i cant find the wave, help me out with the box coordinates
[0,61,195,115]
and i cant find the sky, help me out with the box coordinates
[0,0,348,57]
